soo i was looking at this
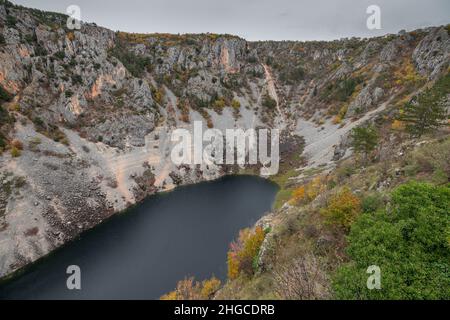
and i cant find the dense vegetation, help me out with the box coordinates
[333,182,450,299]
[321,77,363,103]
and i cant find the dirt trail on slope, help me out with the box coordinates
[262,64,286,127]
[107,150,160,203]
[262,64,279,107]
[296,99,392,172]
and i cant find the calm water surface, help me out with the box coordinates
[0,175,278,299]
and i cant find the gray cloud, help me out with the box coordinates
[10,0,450,40]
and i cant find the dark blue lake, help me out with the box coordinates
[0,175,278,299]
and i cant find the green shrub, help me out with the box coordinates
[279,66,305,83]
[0,132,7,151]
[0,85,12,102]
[34,44,48,56]
[336,78,360,101]
[321,77,363,102]
[6,15,17,28]
[0,105,14,126]
[361,193,383,213]
[32,116,45,130]
[262,94,277,110]
[53,51,66,60]
[333,182,450,299]
[71,74,83,85]
[335,162,356,182]
[23,33,36,44]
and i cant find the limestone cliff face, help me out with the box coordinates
[0,0,448,278]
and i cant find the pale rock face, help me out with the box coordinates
[88,114,155,148]
[333,62,352,80]
[380,38,401,62]
[187,70,223,102]
[413,27,450,79]
[358,41,381,65]
[3,26,20,44]
[346,86,384,117]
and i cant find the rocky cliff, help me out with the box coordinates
[0,0,448,278]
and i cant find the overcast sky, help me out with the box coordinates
[11,0,450,41]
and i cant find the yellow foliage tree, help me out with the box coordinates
[160,276,221,300]
[200,277,221,298]
[394,60,424,86]
[160,290,178,300]
[10,146,21,157]
[231,99,241,110]
[213,97,226,111]
[227,251,240,280]
[227,226,266,279]
[153,86,165,104]
[321,187,361,230]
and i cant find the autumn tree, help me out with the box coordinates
[227,226,266,279]
[160,276,221,300]
[290,176,327,205]
[321,187,361,230]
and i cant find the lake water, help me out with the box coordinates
[0,175,278,299]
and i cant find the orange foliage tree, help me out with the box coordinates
[227,226,266,280]
[321,187,361,230]
[290,176,327,205]
[160,276,221,300]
